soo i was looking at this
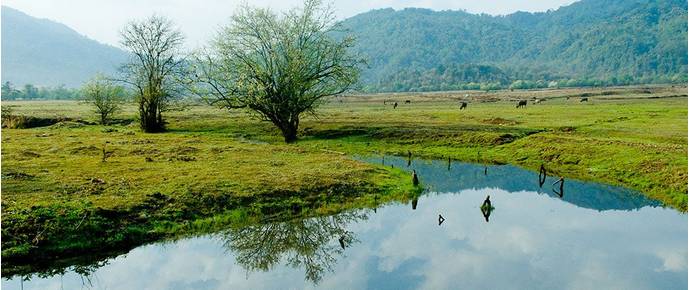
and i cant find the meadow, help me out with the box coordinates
[2,85,687,275]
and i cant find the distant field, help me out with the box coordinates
[1,85,687,274]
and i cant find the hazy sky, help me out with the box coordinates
[3,0,576,49]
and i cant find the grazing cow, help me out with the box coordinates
[580,97,588,102]
[459,102,468,110]
[393,102,398,109]
[534,99,543,104]
[516,100,527,108]
[405,100,411,104]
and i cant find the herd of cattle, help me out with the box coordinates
[384,96,590,110]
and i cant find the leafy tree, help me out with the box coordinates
[22,84,39,99]
[119,15,185,132]
[2,81,18,99]
[81,74,127,124]
[193,0,363,142]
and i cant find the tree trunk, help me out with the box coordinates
[281,124,298,143]
[277,115,299,143]
[140,101,164,133]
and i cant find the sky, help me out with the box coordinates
[3,0,577,49]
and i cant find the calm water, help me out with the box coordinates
[3,156,687,290]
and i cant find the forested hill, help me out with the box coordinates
[1,6,128,88]
[340,0,688,92]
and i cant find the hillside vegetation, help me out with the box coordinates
[340,0,688,91]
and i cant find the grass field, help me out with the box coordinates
[2,85,687,274]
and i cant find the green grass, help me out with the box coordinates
[2,85,687,275]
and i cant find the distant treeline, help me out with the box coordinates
[364,64,688,92]
[2,81,80,100]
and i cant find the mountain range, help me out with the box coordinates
[1,6,128,88]
[1,0,687,92]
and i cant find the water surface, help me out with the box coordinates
[3,156,686,290]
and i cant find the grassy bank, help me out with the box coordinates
[2,85,687,275]
[1,123,420,276]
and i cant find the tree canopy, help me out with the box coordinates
[81,74,127,124]
[193,0,363,142]
[119,15,185,132]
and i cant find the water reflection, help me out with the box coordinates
[3,156,685,290]
[538,164,547,188]
[363,155,661,211]
[481,195,494,222]
[219,212,365,284]
[552,177,564,198]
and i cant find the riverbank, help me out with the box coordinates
[1,124,421,276]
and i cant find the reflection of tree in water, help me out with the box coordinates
[219,210,367,284]
[9,258,109,290]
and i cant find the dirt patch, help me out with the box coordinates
[2,171,35,180]
[482,118,520,126]
[308,127,370,139]
[555,126,577,132]
[171,146,200,155]
[172,155,196,162]
[129,148,160,156]
[596,116,630,123]
[493,134,517,145]
[2,116,93,129]
[20,150,41,158]
[49,121,86,129]
[69,145,101,155]
[210,146,234,154]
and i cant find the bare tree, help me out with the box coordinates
[192,0,363,142]
[81,74,127,125]
[119,15,185,132]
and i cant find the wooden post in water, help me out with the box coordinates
[338,236,346,250]
[552,176,564,197]
[539,164,547,188]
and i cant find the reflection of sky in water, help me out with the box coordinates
[3,158,687,290]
